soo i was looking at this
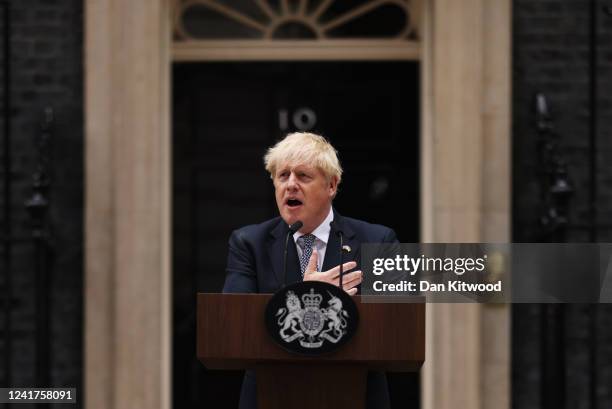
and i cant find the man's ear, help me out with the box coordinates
[328,176,339,197]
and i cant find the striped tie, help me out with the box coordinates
[298,234,316,278]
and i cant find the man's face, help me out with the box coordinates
[273,162,338,233]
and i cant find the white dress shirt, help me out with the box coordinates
[293,207,334,272]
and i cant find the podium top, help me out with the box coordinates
[197,293,425,371]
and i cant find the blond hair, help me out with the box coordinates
[264,132,343,183]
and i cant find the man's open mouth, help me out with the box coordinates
[286,199,303,208]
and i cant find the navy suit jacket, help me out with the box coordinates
[223,210,398,409]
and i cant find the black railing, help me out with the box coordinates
[1,0,12,390]
[1,102,54,396]
[535,93,574,243]
[1,6,54,399]
[587,3,601,409]
[25,108,53,391]
[2,1,54,394]
[535,2,606,403]
[535,93,572,409]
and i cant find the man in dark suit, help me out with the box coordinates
[223,132,397,409]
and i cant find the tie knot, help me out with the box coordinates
[298,234,316,250]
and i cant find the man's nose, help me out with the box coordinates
[287,173,299,190]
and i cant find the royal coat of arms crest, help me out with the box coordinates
[265,281,358,355]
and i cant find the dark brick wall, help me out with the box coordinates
[597,5,612,240]
[0,0,83,402]
[513,0,612,408]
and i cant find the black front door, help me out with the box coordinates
[172,61,420,408]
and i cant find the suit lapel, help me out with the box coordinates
[322,224,341,272]
[322,211,359,272]
[268,220,301,288]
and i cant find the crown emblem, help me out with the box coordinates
[302,289,322,309]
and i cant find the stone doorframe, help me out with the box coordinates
[84,0,511,408]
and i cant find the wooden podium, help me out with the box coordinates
[197,293,425,409]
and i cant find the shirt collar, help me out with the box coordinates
[294,207,334,245]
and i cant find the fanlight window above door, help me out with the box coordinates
[174,0,421,40]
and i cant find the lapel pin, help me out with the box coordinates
[342,245,352,253]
